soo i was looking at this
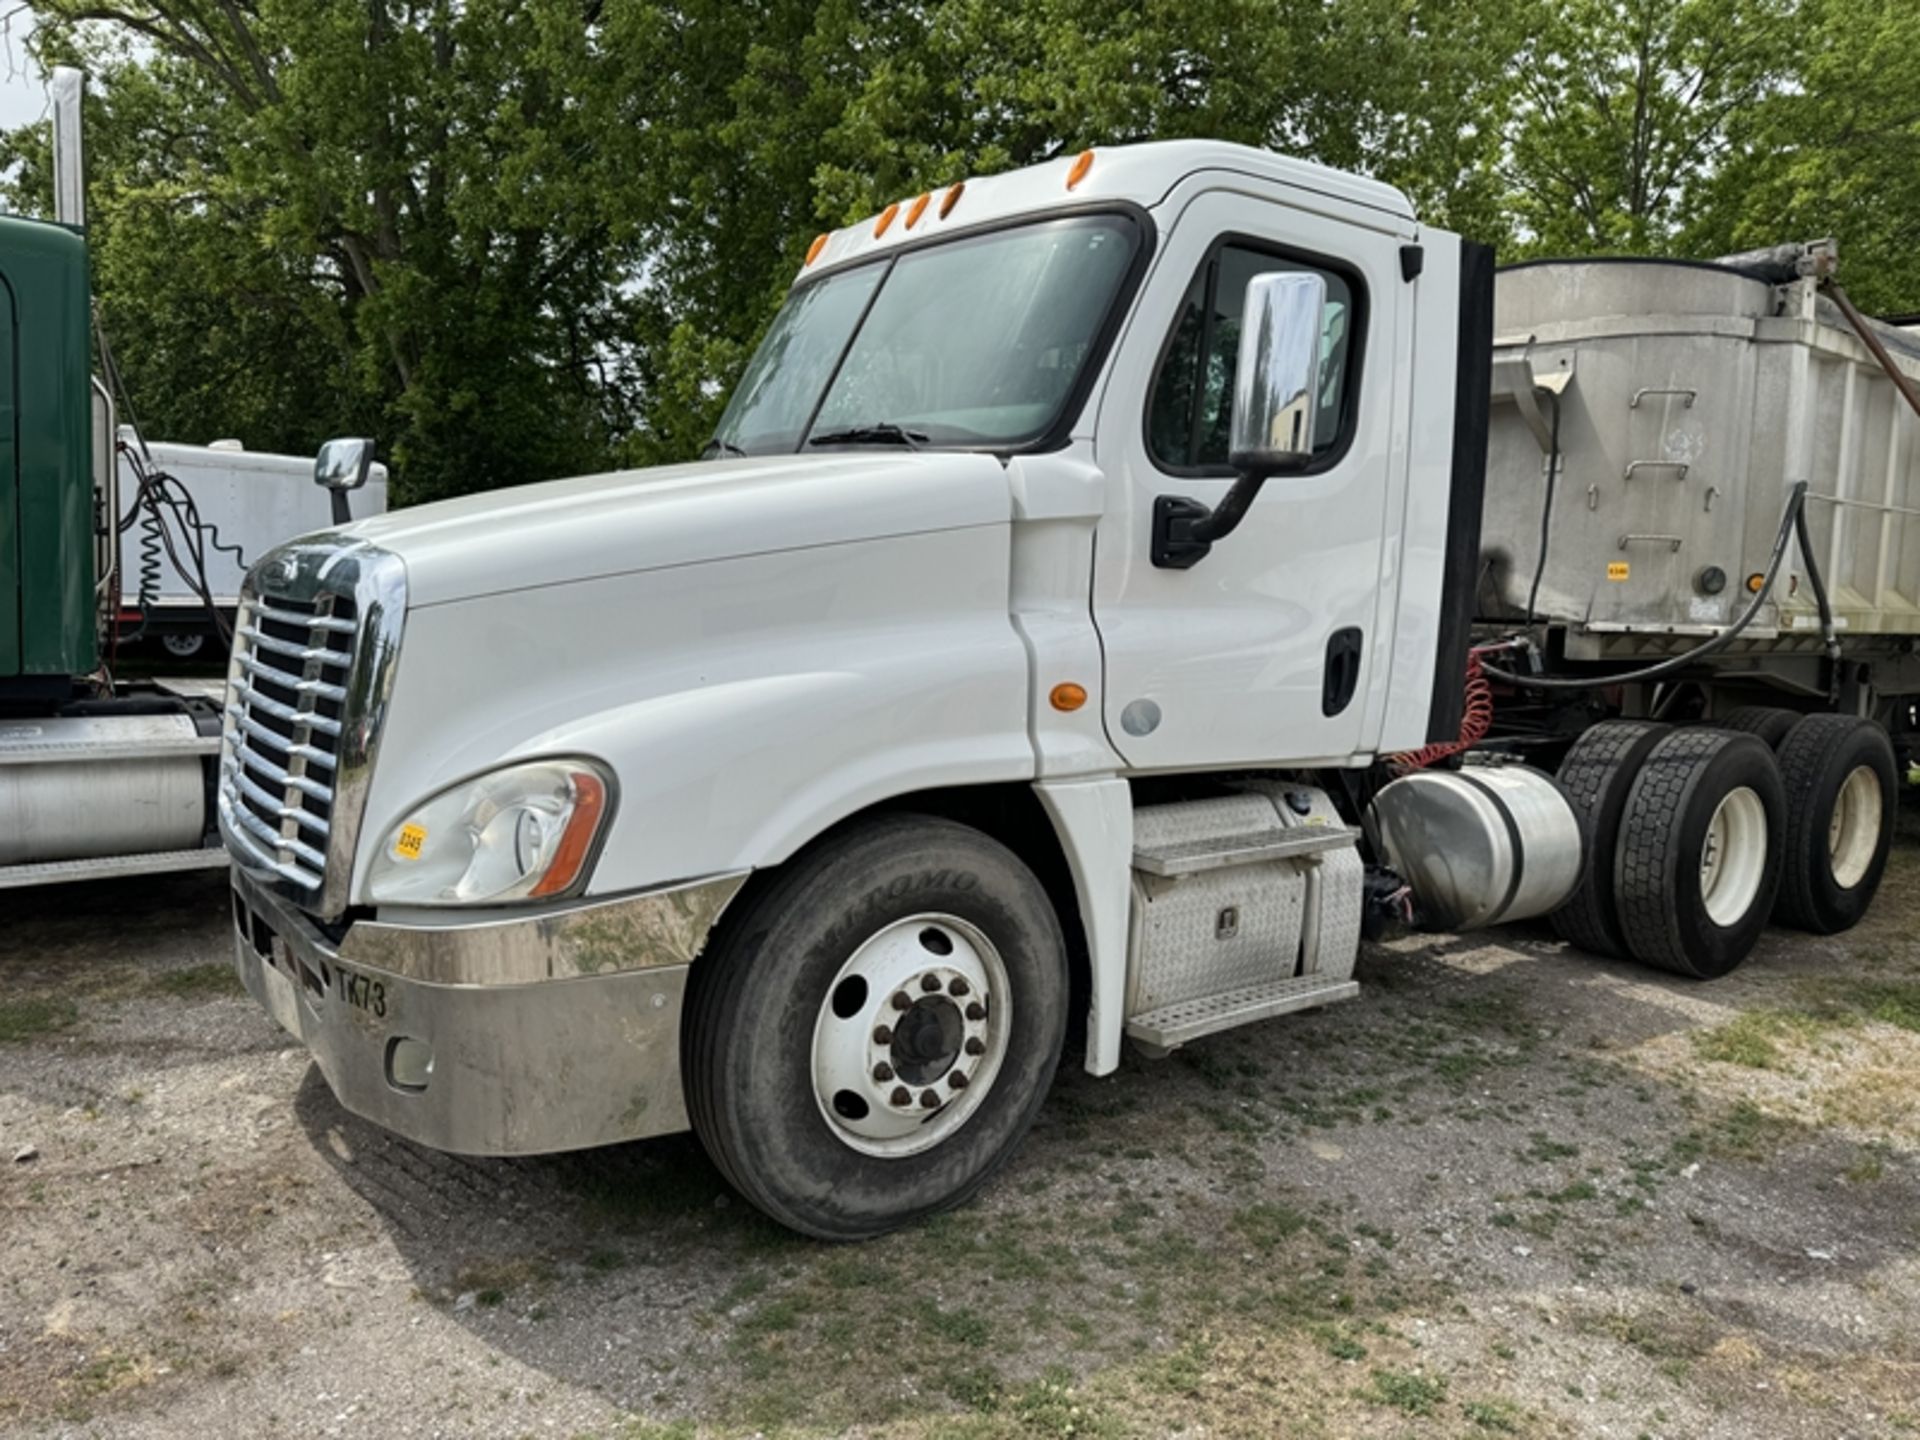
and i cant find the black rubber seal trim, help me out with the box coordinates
[1428,238,1495,742]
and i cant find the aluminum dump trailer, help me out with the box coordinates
[1481,252,1920,709]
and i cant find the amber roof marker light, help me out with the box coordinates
[873,202,901,238]
[939,181,965,219]
[1066,149,1095,190]
[905,192,932,228]
[804,233,828,267]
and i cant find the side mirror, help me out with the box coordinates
[315,436,375,525]
[1152,271,1328,569]
[1228,271,1325,475]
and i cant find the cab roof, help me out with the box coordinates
[795,139,1415,283]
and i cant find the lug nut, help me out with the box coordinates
[873,1062,894,1082]
[891,991,911,1012]
[873,1024,894,1045]
[948,1072,969,1090]
[964,1037,986,1056]
[920,974,941,993]
[891,1086,911,1107]
[965,1002,986,1021]
[919,1089,941,1109]
[949,977,970,997]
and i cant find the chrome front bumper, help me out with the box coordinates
[229,871,740,1155]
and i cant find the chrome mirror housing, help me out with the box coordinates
[1227,271,1326,477]
[314,437,376,493]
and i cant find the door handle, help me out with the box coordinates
[1323,627,1363,717]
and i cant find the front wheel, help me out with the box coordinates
[683,815,1068,1239]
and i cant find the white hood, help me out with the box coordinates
[338,451,1015,607]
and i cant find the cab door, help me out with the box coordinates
[1090,184,1411,769]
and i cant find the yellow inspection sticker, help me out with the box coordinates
[394,823,428,861]
[1607,561,1630,581]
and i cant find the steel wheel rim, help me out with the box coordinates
[1700,786,1768,927]
[810,913,1009,1158]
[1828,764,1881,890]
[162,633,203,657]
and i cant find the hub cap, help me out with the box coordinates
[1700,786,1767,927]
[1828,764,1881,890]
[810,914,1008,1158]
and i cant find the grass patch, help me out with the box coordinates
[1463,1397,1524,1431]
[147,963,243,999]
[1231,1201,1307,1253]
[1359,1367,1448,1416]
[1692,1010,1830,1069]
[0,996,78,1043]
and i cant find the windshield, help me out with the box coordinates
[711,213,1143,455]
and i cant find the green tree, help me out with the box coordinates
[1690,0,1920,312]
[1496,0,1798,255]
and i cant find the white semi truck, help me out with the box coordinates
[219,141,1917,1239]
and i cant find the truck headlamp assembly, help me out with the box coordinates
[367,759,613,906]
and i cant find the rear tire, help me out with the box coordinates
[1772,715,1897,935]
[683,814,1068,1240]
[1717,705,1800,749]
[1551,720,1669,959]
[1614,729,1784,979]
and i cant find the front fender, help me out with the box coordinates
[354,525,1034,900]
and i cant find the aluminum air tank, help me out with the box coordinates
[0,714,207,864]
[1367,764,1582,931]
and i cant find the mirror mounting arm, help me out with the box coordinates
[1151,474,1270,569]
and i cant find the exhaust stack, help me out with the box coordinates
[52,65,85,227]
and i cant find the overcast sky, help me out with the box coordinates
[0,11,45,132]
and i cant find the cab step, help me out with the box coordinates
[1124,973,1360,1050]
[1133,824,1359,877]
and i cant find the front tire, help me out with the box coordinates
[1772,715,1897,935]
[1614,730,1785,978]
[683,815,1068,1239]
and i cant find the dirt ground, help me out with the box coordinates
[3,812,1917,1439]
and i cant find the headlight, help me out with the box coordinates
[366,759,613,906]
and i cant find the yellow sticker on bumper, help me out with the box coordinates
[394,823,427,861]
[1607,561,1630,581]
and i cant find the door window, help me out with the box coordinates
[1147,243,1361,472]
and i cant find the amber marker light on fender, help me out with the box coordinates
[1050,683,1088,712]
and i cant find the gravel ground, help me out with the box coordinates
[3,811,1917,1439]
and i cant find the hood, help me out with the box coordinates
[334,451,1014,607]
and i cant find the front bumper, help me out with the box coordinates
[229,871,728,1155]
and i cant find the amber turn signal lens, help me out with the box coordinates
[1049,682,1088,712]
[939,181,965,218]
[1746,572,1766,594]
[805,233,828,266]
[873,202,900,238]
[527,770,609,900]
[906,192,931,228]
[1066,149,1095,190]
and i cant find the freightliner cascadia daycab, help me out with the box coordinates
[218,141,1918,1238]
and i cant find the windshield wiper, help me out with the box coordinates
[807,422,928,450]
[702,437,747,458]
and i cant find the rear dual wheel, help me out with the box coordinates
[1611,729,1785,978]
[1772,715,1897,934]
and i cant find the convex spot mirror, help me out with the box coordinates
[1228,270,1327,477]
[315,436,376,492]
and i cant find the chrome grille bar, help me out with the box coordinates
[216,538,406,919]
[219,583,360,899]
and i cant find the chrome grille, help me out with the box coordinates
[220,591,360,894]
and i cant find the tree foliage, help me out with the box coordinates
[1,0,1913,503]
